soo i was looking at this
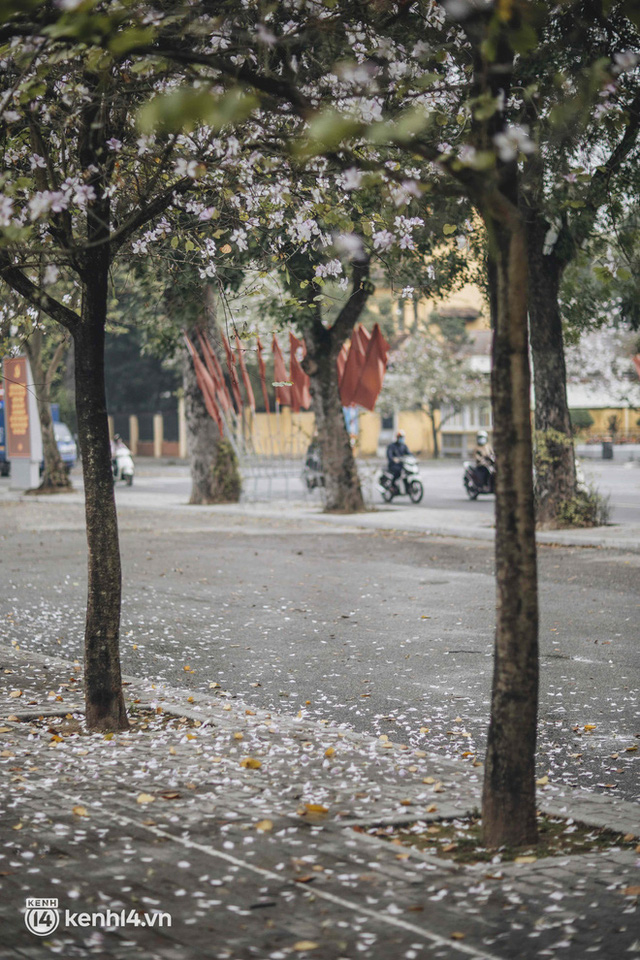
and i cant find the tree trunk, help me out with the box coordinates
[305,322,365,513]
[74,275,128,732]
[24,330,72,491]
[526,218,576,527]
[184,290,241,505]
[428,406,439,458]
[481,219,539,848]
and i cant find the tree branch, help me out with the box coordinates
[331,255,372,344]
[109,176,193,253]
[0,255,80,332]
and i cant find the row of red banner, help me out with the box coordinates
[184,324,389,437]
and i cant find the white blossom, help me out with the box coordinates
[493,125,535,162]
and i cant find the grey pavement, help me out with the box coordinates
[0,645,639,960]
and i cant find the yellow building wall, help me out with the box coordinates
[582,407,640,437]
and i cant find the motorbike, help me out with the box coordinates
[463,458,495,499]
[377,455,424,503]
[112,442,135,486]
[302,442,325,491]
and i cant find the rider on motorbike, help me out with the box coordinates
[473,430,495,488]
[386,429,411,491]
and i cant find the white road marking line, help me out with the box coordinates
[58,795,505,960]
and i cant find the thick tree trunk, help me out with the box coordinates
[526,222,577,527]
[184,291,241,505]
[305,322,364,513]
[74,275,128,732]
[482,219,539,848]
[24,331,71,491]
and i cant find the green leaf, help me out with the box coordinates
[137,87,259,135]
[108,26,155,56]
[443,224,457,236]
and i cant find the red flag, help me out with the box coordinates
[235,334,256,412]
[221,331,243,412]
[256,337,270,413]
[289,333,311,413]
[633,355,640,379]
[339,325,369,406]
[272,334,292,406]
[351,323,389,411]
[183,334,224,436]
[196,331,233,413]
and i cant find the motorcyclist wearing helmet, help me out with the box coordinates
[473,430,495,487]
[386,429,411,488]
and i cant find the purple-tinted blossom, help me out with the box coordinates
[493,125,535,162]
[0,195,14,226]
[340,167,363,191]
[29,155,47,170]
[230,228,248,252]
[373,230,394,252]
[73,184,96,207]
[106,138,123,152]
[613,51,640,74]
[173,158,201,179]
[256,23,276,45]
[314,258,343,279]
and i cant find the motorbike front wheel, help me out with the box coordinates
[125,473,133,486]
[382,487,395,503]
[408,479,424,504]
[464,479,479,500]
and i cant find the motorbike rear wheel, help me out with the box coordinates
[408,479,424,504]
[125,473,133,486]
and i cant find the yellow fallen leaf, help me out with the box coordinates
[625,745,638,753]
[293,943,319,952]
[536,775,549,786]
[324,747,335,758]
[584,724,597,731]
[187,696,194,703]
[514,855,537,864]
[222,704,232,712]
[450,932,466,940]
[239,757,261,769]
[9,690,22,698]
[0,750,14,758]
[420,727,430,734]
[13,822,22,830]
[426,804,438,813]
[423,777,435,784]
[255,820,273,832]
[622,885,640,896]
[136,793,156,804]
[234,732,244,740]
[0,727,12,733]
[72,806,88,817]
[299,803,328,817]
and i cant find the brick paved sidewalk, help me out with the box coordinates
[1,646,638,960]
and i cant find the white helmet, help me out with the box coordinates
[396,429,406,440]
[477,430,488,445]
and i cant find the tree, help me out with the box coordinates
[516,7,640,525]
[0,294,72,490]
[383,321,483,457]
[0,6,227,730]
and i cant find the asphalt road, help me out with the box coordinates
[1,494,638,803]
[105,455,640,523]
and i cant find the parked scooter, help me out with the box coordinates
[302,441,324,491]
[377,455,424,503]
[463,458,495,499]
[112,436,135,486]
